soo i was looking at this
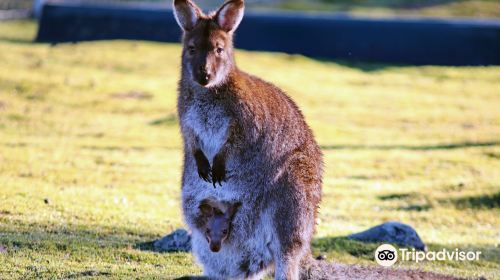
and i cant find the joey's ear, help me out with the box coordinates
[215,0,245,33]
[173,0,203,31]
[227,202,241,219]
[199,200,214,217]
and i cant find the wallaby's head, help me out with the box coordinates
[199,198,241,252]
[173,0,244,88]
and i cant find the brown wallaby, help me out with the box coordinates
[198,198,241,253]
[173,0,322,279]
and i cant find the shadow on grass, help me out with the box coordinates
[321,141,500,151]
[450,192,500,210]
[135,240,156,252]
[0,37,35,45]
[379,193,416,201]
[65,271,112,278]
[312,237,378,260]
[397,204,433,211]
[483,152,500,160]
[0,220,160,252]
[149,114,178,126]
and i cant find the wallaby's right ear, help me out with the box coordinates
[173,0,203,31]
[199,200,214,217]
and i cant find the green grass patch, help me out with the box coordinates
[0,20,499,279]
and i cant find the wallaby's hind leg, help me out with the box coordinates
[271,187,316,280]
[271,151,321,280]
[271,222,307,280]
[274,256,300,280]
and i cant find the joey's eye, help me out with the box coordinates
[206,229,210,234]
[222,229,228,235]
[188,46,196,54]
[216,47,224,55]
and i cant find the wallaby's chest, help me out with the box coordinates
[182,97,230,161]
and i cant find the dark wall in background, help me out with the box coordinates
[36,1,500,65]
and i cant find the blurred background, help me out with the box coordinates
[0,0,499,279]
[2,0,500,17]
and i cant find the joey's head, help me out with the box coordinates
[173,0,244,88]
[199,199,241,252]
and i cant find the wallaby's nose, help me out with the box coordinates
[210,243,221,252]
[198,66,211,85]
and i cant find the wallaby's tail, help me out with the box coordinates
[300,257,474,280]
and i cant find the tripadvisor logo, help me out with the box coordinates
[375,244,482,267]
[375,244,398,267]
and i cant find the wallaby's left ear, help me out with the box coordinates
[215,0,245,33]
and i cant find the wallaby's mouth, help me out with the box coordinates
[198,78,210,87]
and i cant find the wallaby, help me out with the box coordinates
[198,198,241,253]
[174,0,322,279]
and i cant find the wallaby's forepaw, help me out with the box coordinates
[198,165,211,183]
[211,155,226,188]
[195,150,212,183]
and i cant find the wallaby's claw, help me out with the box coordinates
[198,170,211,183]
[211,165,226,187]
[211,154,226,187]
[194,150,212,183]
[197,167,212,183]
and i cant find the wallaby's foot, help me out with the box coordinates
[195,150,212,183]
[211,154,226,187]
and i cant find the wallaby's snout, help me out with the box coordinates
[197,64,211,86]
[209,241,221,252]
[173,0,245,88]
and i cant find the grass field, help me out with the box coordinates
[0,20,499,279]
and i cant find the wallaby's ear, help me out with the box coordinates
[173,0,203,31]
[199,200,214,217]
[215,0,245,33]
[227,202,241,219]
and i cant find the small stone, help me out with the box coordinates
[154,229,191,252]
[315,254,326,260]
[44,198,50,205]
[348,221,427,251]
[0,245,7,254]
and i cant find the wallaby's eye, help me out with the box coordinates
[188,46,196,55]
[206,228,210,234]
[216,47,224,55]
[222,229,228,235]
